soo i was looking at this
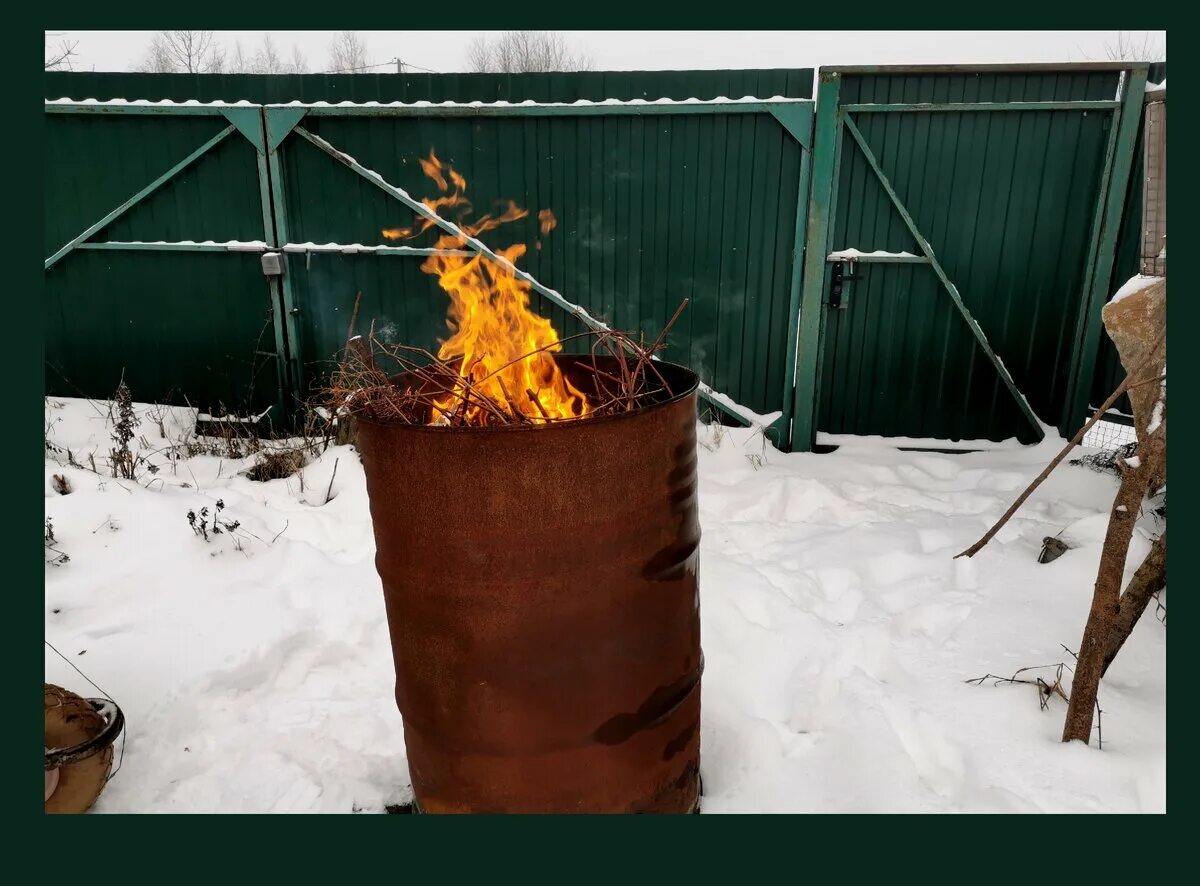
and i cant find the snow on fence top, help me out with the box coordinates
[46,97,259,107]
[46,96,808,110]
[262,96,808,109]
[282,242,469,255]
[90,239,269,249]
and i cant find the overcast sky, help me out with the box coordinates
[51,30,1166,75]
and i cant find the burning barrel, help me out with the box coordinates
[355,354,702,813]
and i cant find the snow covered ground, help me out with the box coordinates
[44,397,1165,813]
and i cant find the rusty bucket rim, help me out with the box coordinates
[355,353,700,434]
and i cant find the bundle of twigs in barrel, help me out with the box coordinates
[329,301,688,428]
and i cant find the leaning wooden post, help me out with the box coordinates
[1101,531,1166,678]
[1062,277,1165,744]
[1061,457,1151,742]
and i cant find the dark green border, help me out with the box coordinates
[21,14,1182,856]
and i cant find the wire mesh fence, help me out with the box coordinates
[1083,417,1138,450]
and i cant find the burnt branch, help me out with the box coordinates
[327,311,686,429]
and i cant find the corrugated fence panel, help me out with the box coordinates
[46,69,813,103]
[44,112,278,413]
[1090,61,1166,419]
[45,69,812,420]
[818,70,1120,442]
[278,111,804,416]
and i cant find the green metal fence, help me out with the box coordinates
[266,100,813,434]
[44,64,1156,450]
[44,69,815,437]
[44,101,284,416]
[791,63,1149,449]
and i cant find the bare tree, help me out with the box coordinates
[45,32,79,71]
[253,34,284,74]
[139,37,174,74]
[221,35,308,75]
[230,41,253,73]
[467,31,592,73]
[328,30,369,73]
[1104,30,1166,62]
[288,44,310,74]
[139,30,224,74]
[208,44,227,74]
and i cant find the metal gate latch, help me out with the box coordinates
[828,259,858,309]
[261,251,285,277]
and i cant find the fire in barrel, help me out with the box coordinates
[333,151,702,813]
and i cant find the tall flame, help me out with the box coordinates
[383,152,590,426]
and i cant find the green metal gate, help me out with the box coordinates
[44,101,286,418]
[791,63,1149,450]
[261,99,814,436]
[44,95,813,435]
[45,69,815,438]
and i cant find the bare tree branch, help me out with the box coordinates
[955,333,1165,559]
[222,35,308,74]
[467,31,593,73]
[230,41,252,74]
[328,31,369,73]
[137,32,311,75]
[139,30,224,74]
[289,44,310,74]
[254,34,283,74]
[1100,531,1166,678]
[45,33,79,71]
[1105,30,1166,62]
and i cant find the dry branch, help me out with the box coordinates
[966,662,1070,711]
[956,332,1165,559]
[327,302,687,429]
[1061,453,1154,743]
[1101,531,1166,678]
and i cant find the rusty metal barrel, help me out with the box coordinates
[355,354,702,813]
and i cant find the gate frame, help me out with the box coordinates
[790,62,1150,452]
[261,98,814,441]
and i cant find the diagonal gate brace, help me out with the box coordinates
[45,125,236,270]
[291,124,767,430]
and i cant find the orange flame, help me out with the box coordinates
[385,151,589,426]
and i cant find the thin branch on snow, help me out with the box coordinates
[956,334,1164,560]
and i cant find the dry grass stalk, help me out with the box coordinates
[328,300,689,428]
